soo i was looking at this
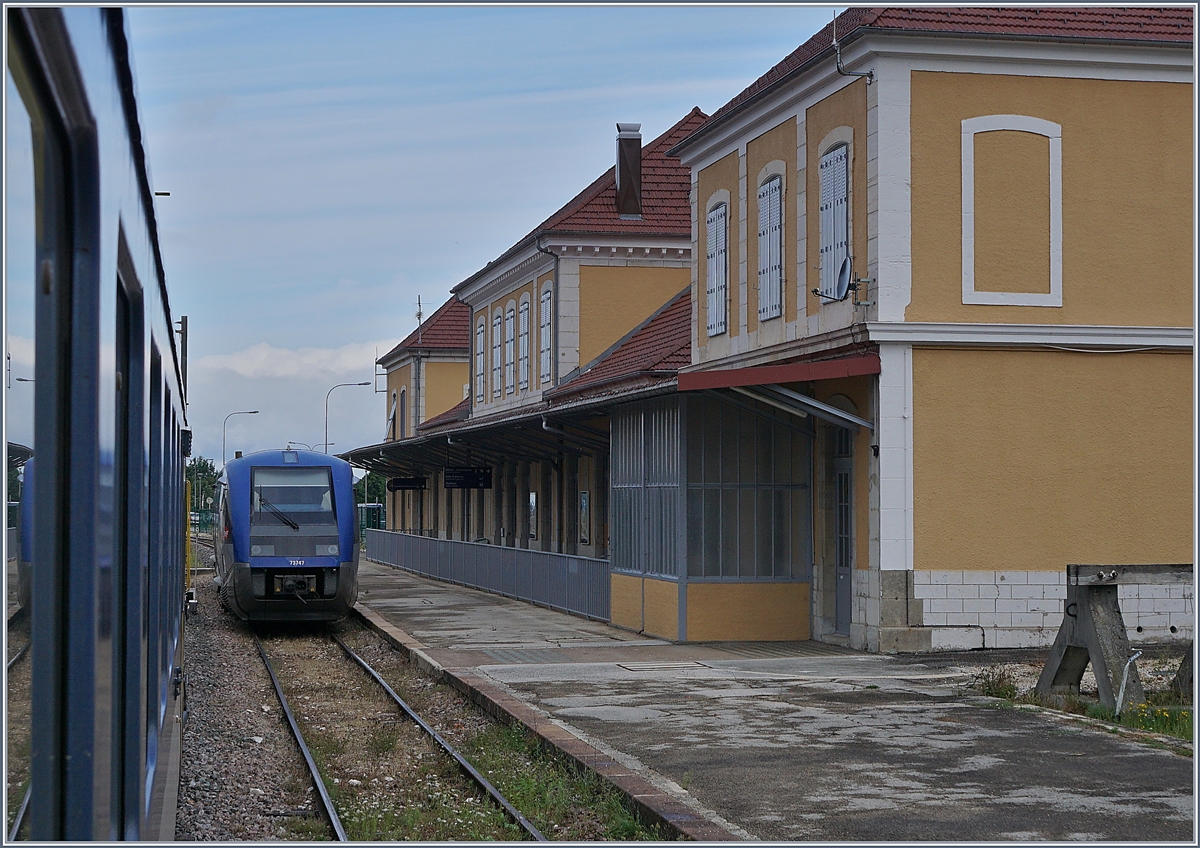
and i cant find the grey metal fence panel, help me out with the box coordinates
[363,529,610,621]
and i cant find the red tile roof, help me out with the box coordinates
[417,397,469,432]
[547,287,691,401]
[453,108,707,294]
[536,107,708,238]
[378,296,471,363]
[680,6,1193,152]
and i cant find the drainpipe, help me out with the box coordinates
[535,238,559,387]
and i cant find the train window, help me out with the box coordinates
[5,61,38,840]
[251,466,336,525]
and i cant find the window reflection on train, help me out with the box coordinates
[5,8,189,840]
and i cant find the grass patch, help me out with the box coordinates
[971,665,1019,700]
[464,723,676,841]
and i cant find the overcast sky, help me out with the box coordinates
[9,4,838,469]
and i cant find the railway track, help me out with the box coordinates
[251,625,546,841]
[6,603,31,840]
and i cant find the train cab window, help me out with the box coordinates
[251,466,336,526]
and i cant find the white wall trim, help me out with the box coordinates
[877,343,913,571]
[867,322,1194,348]
[961,115,1062,307]
[874,55,912,323]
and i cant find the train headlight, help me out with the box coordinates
[317,544,339,556]
[250,544,275,556]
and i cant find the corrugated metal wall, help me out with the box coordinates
[611,396,680,577]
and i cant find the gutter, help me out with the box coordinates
[535,238,560,387]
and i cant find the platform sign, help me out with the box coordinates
[387,476,426,491]
[444,466,492,489]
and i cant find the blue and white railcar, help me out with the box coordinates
[214,450,360,621]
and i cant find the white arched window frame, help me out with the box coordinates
[819,143,850,300]
[491,310,502,399]
[961,114,1062,307]
[706,202,728,336]
[504,304,516,395]
[757,175,783,320]
[475,318,486,403]
[539,285,552,383]
[518,295,531,391]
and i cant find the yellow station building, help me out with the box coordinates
[349,7,1193,652]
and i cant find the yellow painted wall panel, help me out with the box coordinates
[910,71,1193,325]
[973,131,1051,294]
[697,151,741,345]
[912,348,1194,573]
[746,119,798,329]
[423,361,469,422]
[805,79,868,318]
[610,573,643,632]
[686,582,810,641]
[643,577,679,641]
[578,266,688,367]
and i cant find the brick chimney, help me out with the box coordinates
[615,122,642,219]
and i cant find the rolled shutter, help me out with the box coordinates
[758,177,782,319]
[492,313,502,398]
[539,290,552,382]
[706,204,727,336]
[518,301,530,390]
[475,321,485,402]
[819,146,849,299]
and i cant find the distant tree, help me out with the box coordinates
[7,466,22,505]
[354,471,386,505]
[187,456,219,512]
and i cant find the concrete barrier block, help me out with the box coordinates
[931,627,984,650]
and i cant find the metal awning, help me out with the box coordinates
[729,384,872,431]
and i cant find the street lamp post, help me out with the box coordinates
[325,382,370,454]
[286,441,314,451]
[222,410,260,467]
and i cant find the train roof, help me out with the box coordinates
[221,449,352,481]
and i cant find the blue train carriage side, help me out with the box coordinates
[214,449,360,621]
[7,7,189,840]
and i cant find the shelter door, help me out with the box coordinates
[833,429,853,635]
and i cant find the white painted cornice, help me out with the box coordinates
[457,246,553,308]
[866,322,1194,349]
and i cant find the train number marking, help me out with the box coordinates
[290,559,305,566]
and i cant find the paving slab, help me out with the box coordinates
[355,560,1195,842]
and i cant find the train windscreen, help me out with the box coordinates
[251,466,336,526]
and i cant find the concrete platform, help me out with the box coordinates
[355,560,1195,842]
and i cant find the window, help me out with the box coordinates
[539,287,552,383]
[706,203,728,336]
[818,145,849,300]
[491,311,502,398]
[504,306,515,395]
[386,390,397,440]
[475,319,485,402]
[251,466,336,526]
[757,176,783,320]
[398,388,407,439]
[518,298,530,390]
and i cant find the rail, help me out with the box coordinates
[364,529,610,622]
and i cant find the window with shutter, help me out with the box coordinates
[706,204,728,336]
[504,306,515,394]
[491,312,502,399]
[475,320,485,402]
[518,299,530,390]
[539,288,552,383]
[398,388,407,439]
[757,176,783,320]
[819,145,849,300]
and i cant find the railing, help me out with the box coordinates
[364,529,611,622]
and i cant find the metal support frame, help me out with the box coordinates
[1035,563,1192,712]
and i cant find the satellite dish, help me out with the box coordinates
[834,255,852,301]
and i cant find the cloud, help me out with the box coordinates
[195,338,399,381]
